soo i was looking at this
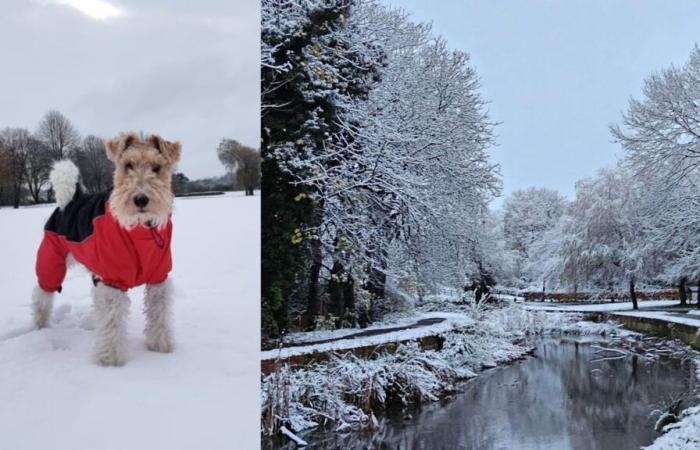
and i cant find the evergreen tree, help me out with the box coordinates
[261,0,381,337]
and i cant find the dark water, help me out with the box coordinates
[271,339,697,450]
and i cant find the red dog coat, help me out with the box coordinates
[36,190,173,293]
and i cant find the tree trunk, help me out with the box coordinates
[366,263,386,300]
[541,280,546,302]
[12,185,20,209]
[343,275,355,316]
[365,247,388,300]
[329,260,345,317]
[629,276,638,310]
[306,236,323,320]
[679,277,688,306]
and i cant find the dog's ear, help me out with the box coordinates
[149,134,181,165]
[104,133,138,162]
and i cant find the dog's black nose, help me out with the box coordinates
[134,194,149,208]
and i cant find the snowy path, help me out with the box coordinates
[522,300,700,329]
[263,312,470,360]
[284,317,446,347]
[612,310,700,328]
[522,299,680,312]
[0,193,259,450]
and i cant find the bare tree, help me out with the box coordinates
[36,110,80,160]
[24,136,52,203]
[0,142,12,205]
[0,128,31,208]
[217,139,261,196]
[71,135,114,193]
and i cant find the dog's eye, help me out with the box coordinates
[153,165,161,173]
[125,163,133,171]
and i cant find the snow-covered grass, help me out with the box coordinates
[0,192,260,450]
[261,303,621,437]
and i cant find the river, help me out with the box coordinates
[273,338,697,450]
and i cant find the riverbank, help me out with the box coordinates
[261,304,622,445]
[521,300,700,449]
[289,337,699,450]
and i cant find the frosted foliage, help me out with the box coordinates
[263,0,500,297]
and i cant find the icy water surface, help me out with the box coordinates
[272,339,697,450]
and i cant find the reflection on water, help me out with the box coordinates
[268,339,697,450]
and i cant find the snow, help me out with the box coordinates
[522,299,680,312]
[0,192,260,450]
[283,311,468,345]
[613,310,700,328]
[263,312,472,360]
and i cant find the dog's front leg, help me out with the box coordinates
[143,279,174,353]
[32,286,54,329]
[92,284,130,366]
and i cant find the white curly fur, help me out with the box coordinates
[143,280,174,353]
[50,160,81,209]
[92,284,130,366]
[31,286,54,329]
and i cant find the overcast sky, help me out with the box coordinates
[1,0,259,179]
[385,0,700,205]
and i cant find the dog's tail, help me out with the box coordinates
[50,160,81,209]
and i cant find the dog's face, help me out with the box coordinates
[105,133,181,230]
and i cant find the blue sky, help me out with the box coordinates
[385,0,700,205]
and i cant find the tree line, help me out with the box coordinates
[0,110,261,207]
[497,45,700,310]
[0,110,112,207]
[261,0,501,338]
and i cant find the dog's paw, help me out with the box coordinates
[94,342,127,366]
[95,351,127,367]
[34,317,50,330]
[146,333,173,353]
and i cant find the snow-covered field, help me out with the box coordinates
[0,192,259,450]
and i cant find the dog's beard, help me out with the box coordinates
[116,210,169,230]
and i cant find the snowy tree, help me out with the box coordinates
[559,167,647,308]
[308,5,499,308]
[612,44,700,306]
[261,0,383,335]
[502,187,566,284]
[634,175,700,305]
[527,214,567,294]
[261,0,500,334]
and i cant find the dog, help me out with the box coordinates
[32,133,181,366]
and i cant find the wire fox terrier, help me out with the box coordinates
[32,133,181,366]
